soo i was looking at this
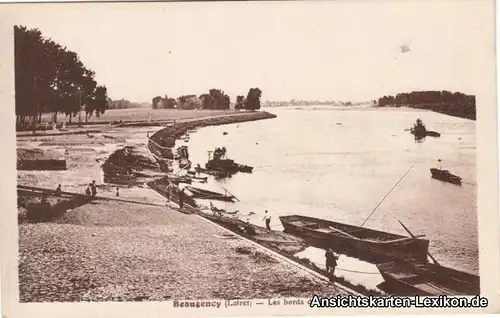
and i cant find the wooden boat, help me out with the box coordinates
[167,175,192,184]
[410,119,427,139]
[206,148,254,173]
[279,215,430,263]
[189,175,208,183]
[195,166,232,178]
[185,186,235,202]
[426,131,441,137]
[179,158,191,170]
[430,168,462,185]
[376,261,480,296]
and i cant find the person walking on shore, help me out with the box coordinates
[90,180,97,198]
[262,210,271,230]
[178,188,185,210]
[325,248,339,281]
[85,184,92,200]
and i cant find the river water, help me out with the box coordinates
[179,106,478,285]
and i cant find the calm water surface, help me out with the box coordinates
[179,106,478,278]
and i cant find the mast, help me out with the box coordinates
[360,163,415,227]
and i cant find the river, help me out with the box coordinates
[178,106,478,284]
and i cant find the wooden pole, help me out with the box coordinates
[398,220,440,265]
[219,185,240,202]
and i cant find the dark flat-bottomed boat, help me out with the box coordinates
[376,261,480,296]
[185,186,235,202]
[279,215,430,263]
[430,168,462,185]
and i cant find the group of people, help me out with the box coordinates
[85,180,98,200]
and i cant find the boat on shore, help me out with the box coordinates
[167,175,192,185]
[430,168,462,185]
[185,186,235,202]
[376,260,480,296]
[189,175,208,183]
[279,215,430,263]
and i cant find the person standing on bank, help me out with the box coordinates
[90,180,97,198]
[325,248,339,280]
[262,210,271,230]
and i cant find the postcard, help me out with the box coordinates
[0,0,498,317]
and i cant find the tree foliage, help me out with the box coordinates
[377,90,476,120]
[235,95,246,110]
[14,25,107,130]
[244,88,262,111]
[152,94,177,109]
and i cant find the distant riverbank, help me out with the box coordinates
[376,103,476,120]
[376,91,476,120]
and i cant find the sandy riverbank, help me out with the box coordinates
[18,110,352,301]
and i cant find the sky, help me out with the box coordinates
[5,0,496,103]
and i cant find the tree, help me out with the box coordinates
[84,85,109,122]
[244,88,262,111]
[152,96,162,109]
[235,95,245,110]
[14,25,105,131]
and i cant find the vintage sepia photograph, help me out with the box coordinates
[1,0,499,316]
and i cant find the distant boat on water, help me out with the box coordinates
[430,168,462,185]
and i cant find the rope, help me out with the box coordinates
[309,260,380,275]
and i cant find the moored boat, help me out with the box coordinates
[279,215,430,263]
[189,175,208,183]
[167,175,192,185]
[185,186,235,202]
[205,147,254,173]
[195,166,232,178]
[430,168,462,185]
[426,131,441,137]
[376,260,480,296]
[410,118,427,139]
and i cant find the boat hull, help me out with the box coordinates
[430,168,462,185]
[279,215,430,263]
[376,261,480,296]
[185,186,235,202]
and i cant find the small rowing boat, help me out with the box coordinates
[185,186,235,202]
[376,260,480,296]
[189,175,208,183]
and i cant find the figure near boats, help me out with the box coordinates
[325,248,339,281]
[263,210,271,230]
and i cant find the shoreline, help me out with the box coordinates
[142,111,382,296]
[18,110,358,301]
[375,104,476,120]
[147,111,277,159]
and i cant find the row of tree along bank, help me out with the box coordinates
[376,90,476,120]
[151,88,263,111]
[15,26,110,132]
